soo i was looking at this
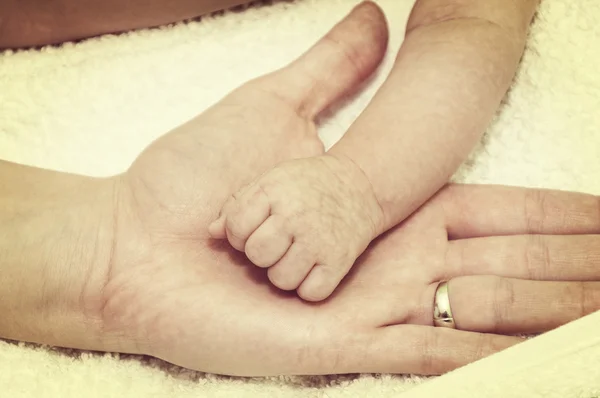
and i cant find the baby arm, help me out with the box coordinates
[210,0,540,301]
[329,0,540,234]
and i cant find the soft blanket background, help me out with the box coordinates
[0,0,599,396]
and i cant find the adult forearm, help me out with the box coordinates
[330,0,539,231]
[0,160,116,350]
[0,0,253,48]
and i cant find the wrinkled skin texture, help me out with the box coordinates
[209,154,384,302]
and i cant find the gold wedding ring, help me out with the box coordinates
[433,281,456,329]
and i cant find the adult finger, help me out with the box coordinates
[444,234,600,281]
[250,1,389,119]
[327,326,522,375]
[436,184,600,239]
[448,276,600,335]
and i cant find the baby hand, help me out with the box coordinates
[208,155,384,301]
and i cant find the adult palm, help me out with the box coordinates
[96,2,600,377]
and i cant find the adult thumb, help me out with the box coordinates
[254,1,389,120]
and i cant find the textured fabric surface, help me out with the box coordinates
[1,0,599,396]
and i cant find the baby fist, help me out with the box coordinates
[208,155,383,301]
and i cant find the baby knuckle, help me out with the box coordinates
[280,211,303,231]
[226,216,248,238]
[255,183,271,199]
[245,241,265,265]
[267,268,298,291]
[221,195,238,213]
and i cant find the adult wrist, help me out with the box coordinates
[0,163,122,353]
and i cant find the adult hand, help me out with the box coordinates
[109,174,600,376]
[100,2,391,374]
[3,1,596,377]
[95,3,600,376]
[0,1,386,364]
[326,184,600,374]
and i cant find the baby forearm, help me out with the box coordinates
[329,2,537,232]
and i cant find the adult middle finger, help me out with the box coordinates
[442,234,600,282]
